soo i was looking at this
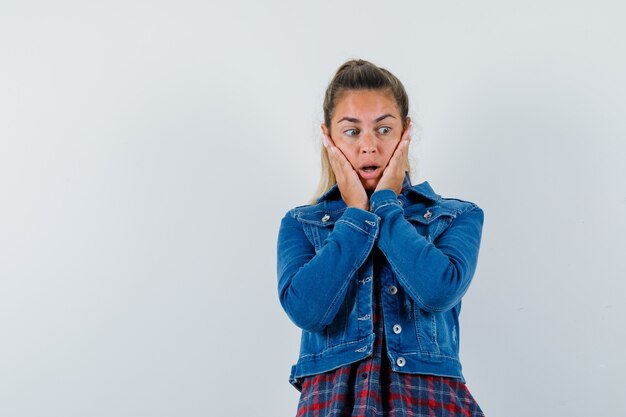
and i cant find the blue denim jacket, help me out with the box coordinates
[276,173,484,391]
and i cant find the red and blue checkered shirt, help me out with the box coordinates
[295,246,485,417]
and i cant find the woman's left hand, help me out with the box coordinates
[374,124,412,196]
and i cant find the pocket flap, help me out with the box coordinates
[404,205,456,224]
[296,209,346,227]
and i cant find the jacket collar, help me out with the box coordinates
[315,171,440,204]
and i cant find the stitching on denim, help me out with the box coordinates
[372,200,398,213]
[413,304,426,351]
[316,234,375,328]
[293,207,348,217]
[431,204,480,243]
[431,217,452,240]
[317,270,353,330]
[406,210,454,225]
[357,314,370,321]
[397,351,461,361]
[412,305,440,354]
[430,314,439,350]
[298,336,373,359]
[300,223,317,249]
[355,346,368,352]
[354,235,375,277]
[460,203,480,216]
[336,219,375,237]
[359,276,372,285]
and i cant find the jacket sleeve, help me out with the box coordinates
[370,189,484,313]
[276,207,380,332]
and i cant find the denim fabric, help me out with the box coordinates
[276,173,484,390]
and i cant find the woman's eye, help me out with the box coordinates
[345,129,359,137]
[378,126,392,135]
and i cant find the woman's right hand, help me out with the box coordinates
[322,134,369,211]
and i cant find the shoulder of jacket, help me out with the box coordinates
[409,180,480,214]
[287,201,349,226]
[288,202,321,216]
[437,196,482,216]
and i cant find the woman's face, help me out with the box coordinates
[321,89,409,193]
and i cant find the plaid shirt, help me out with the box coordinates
[295,246,485,417]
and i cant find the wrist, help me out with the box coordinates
[369,189,401,213]
[374,184,401,196]
[347,202,369,211]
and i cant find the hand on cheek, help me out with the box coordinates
[374,124,412,196]
[322,134,369,211]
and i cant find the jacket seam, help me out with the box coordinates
[398,351,462,361]
[298,337,372,359]
[372,200,400,213]
[335,218,376,237]
[316,225,375,329]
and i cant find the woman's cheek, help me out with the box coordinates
[336,143,353,159]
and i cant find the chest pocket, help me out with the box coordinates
[404,205,456,243]
[296,210,344,252]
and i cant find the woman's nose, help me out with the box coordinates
[360,132,377,153]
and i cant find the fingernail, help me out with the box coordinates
[330,146,336,155]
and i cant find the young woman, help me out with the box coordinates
[276,59,485,417]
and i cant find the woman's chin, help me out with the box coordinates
[362,180,379,195]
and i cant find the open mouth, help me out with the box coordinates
[359,166,380,178]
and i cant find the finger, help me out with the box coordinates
[325,141,351,181]
[322,133,338,150]
[389,138,410,168]
[403,122,413,141]
[323,134,362,182]
[397,128,411,158]
[326,140,352,171]
[325,145,340,177]
[322,134,344,168]
[323,133,353,167]
[401,139,410,171]
[388,136,405,163]
[398,138,409,160]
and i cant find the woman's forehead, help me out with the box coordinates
[333,90,400,122]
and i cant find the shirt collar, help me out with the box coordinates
[315,172,439,204]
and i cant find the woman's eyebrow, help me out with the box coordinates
[337,113,396,124]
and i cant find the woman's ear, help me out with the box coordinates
[320,123,330,138]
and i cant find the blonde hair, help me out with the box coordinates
[308,59,412,205]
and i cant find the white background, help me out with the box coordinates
[1,1,624,416]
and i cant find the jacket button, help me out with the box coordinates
[398,199,403,206]
[393,324,402,334]
[321,214,330,222]
[388,285,398,295]
[396,357,406,367]
[423,210,432,219]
